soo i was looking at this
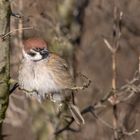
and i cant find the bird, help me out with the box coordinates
[18,38,84,125]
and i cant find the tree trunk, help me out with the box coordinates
[0,0,10,139]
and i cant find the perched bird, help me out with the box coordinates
[18,38,84,124]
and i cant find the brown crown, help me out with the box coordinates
[23,38,47,52]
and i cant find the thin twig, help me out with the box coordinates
[104,39,114,53]
[10,83,19,94]
[112,1,118,138]
[69,79,91,91]
[123,129,139,136]
[138,54,140,75]
[55,118,74,135]
[1,27,33,40]
[18,87,38,94]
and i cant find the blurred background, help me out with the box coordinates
[2,0,140,140]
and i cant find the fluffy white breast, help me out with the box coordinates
[18,59,35,91]
[34,62,61,94]
[18,58,61,99]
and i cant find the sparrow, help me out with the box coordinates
[18,38,84,124]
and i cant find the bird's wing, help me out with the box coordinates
[44,53,74,88]
[48,53,68,70]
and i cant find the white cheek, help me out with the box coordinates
[32,53,42,61]
[22,49,42,61]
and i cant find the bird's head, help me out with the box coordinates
[22,38,49,61]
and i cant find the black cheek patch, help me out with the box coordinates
[41,51,49,59]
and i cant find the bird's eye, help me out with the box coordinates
[27,52,36,57]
